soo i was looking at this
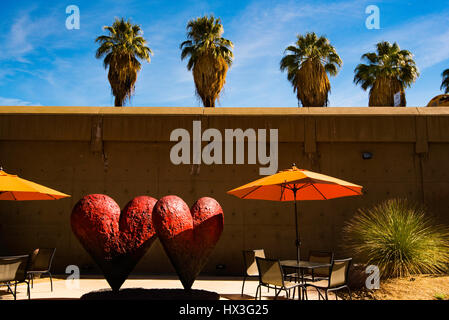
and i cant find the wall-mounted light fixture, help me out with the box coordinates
[362,152,373,160]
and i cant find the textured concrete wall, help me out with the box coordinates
[0,106,448,276]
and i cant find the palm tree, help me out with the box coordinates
[180,15,233,108]
[95,18,152,107]
[354,41,419,107]
[280,32,342,107]
[441,68,449,93]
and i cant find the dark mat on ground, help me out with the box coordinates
[81,288,220,300]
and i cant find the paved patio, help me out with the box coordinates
[0,275,333,300]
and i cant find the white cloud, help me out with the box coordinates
[0,9,60,62]
[0,97,41,106]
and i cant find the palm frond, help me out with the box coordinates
[441,68,449,93]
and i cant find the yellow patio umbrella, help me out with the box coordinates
[0,167,70,200]
[227,164,362,262]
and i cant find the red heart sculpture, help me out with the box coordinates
[71,194,157,291]
[153,196,224,290]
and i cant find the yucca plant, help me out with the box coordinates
[343,198,449,278]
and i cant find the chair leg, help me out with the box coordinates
[325,290,329,300]
[315,287,324,300]
[255,285,261,300]
[292,287,296,300]
[6,283,14,298]
[48,272,53,292]
[241,276,246,296]
[14,282,17,300]
[304,287,308,300]
[31,274,34,288]
[347,286,352,300]
[6,282,13,294]
[274,288,280,300]
[27,282,30,300]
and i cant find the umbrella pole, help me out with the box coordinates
[294,188,300,263]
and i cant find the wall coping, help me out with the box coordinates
[1,106,449,116]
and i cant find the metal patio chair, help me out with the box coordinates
[255,257,304,300]
[241,249,266,296]
[286,250,334,282]
[305,258,352,300]
[303,251,334,282]
[0,255,31,300]
[27,248,56,291]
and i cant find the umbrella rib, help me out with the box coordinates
[280,182,311,201]
[310,184,328,200]
[241,185,263,199]
[338,184,363,195]
[280,185,284,201]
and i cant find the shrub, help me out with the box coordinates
[342,198,449,278]
[434,293,446,300]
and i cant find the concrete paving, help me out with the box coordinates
[0,275,335,300]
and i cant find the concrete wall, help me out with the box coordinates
[0,106,448,276]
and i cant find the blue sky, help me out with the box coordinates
[0,0,448,107]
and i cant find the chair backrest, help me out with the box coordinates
[329,258,352,288]
[308,251,334,277]
[243,249,265,276]
[255,257,284,287]
[30,248,56,272]
[0,255,30,283]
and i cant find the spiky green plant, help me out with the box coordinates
[343,198,449,278]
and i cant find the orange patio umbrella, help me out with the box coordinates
[227,164,362,262]
[0,167,70,200]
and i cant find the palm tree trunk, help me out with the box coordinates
[114,96,123,107]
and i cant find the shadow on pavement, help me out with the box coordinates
[81,288,220,300]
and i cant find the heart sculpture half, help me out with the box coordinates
[71,194,157,291]
[153,196,224,290]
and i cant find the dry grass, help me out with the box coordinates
[344,275,449,300]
